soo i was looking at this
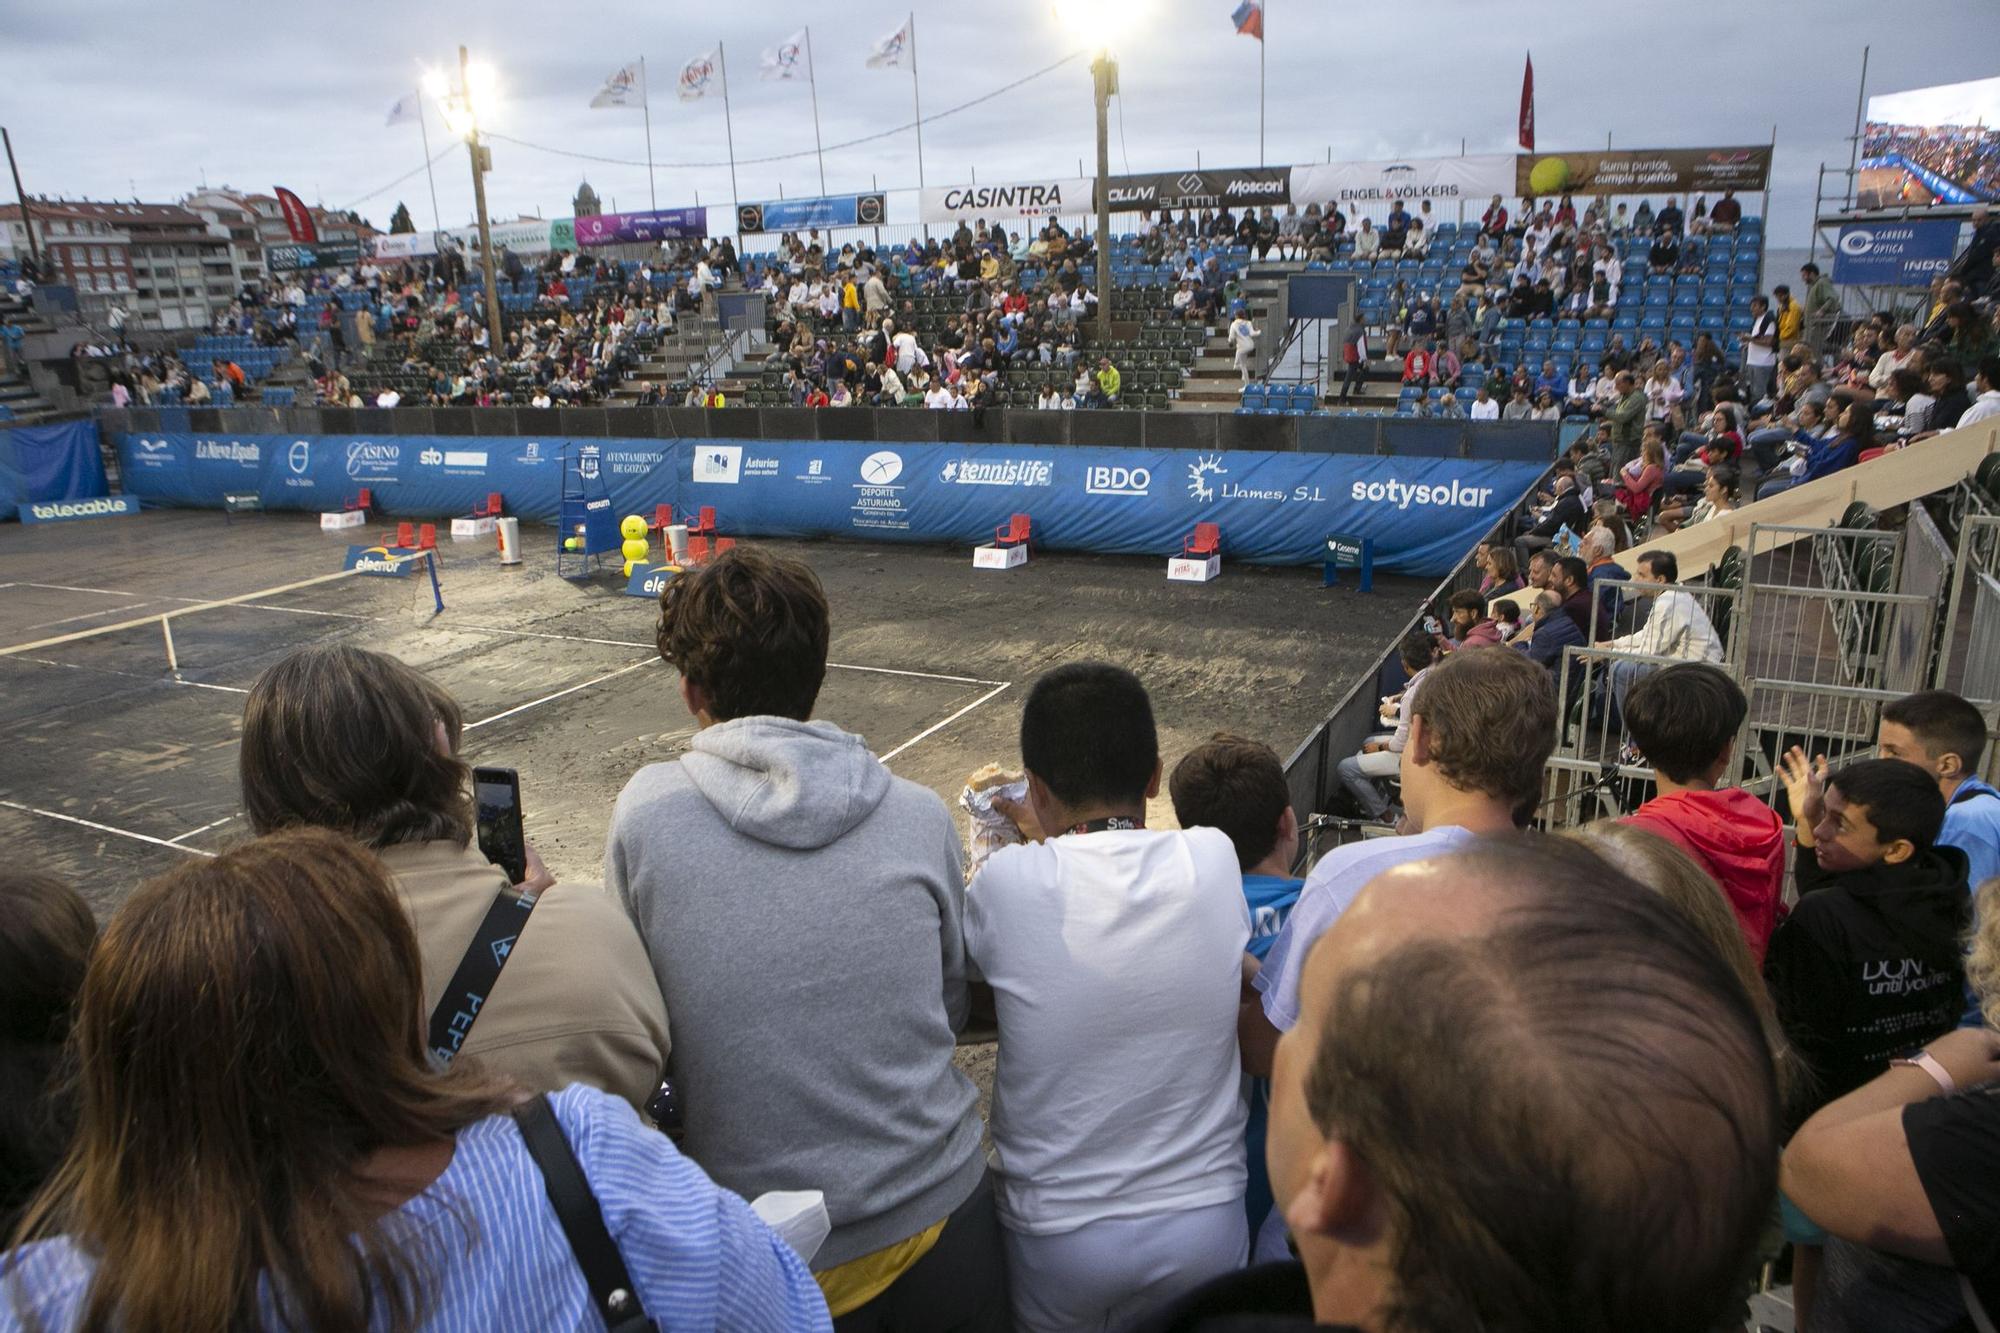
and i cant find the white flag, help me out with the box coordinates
[866,20,910,69]
[385,90,421,127]
[677,48,720,102]
[760,29,809,82]
[590,60,646,109]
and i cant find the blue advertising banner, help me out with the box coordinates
[112,432,1543,575]
[736,192,887,234]
[343,543,417,576]
[18,494,139,524]
[2,418,109,517]
[1832,220,1961,286]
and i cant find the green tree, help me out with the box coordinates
[388,202,414,234]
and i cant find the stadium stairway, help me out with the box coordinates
[1172,263,1289,412]
[610,309,763,403]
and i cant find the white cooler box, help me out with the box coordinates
[1167,555,1221,583]
[972,543,1028,570]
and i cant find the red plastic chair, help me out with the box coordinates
[348,487,373,513]
[688,505,718,537]
[1183,522,1220,558]
[417,523,437,551]
[472,491,502,518]
[394,521,416,549]
[715,537,737,554]
[994,513,1032,550]
[1858,447,1888,464]
[686,534,711,563]
[650,503,674,530]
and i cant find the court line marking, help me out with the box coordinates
[464,658,661,731]
[0,798,214,857]
[22,601,160,631]
[166,813,240,845]
[2,654,249,695]
[879,682,1014,763]
[7,582,145,597]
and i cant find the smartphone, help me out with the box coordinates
[473,766,528,885]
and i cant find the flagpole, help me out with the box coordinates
[1258,1,1266,167]
[718,42,743,243]
[641,57,658,210]
[909,13,927,241]
[804,26,827,195]
[416,95,442,232]
[909,14,926,196]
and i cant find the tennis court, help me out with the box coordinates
[0,508,1424,911]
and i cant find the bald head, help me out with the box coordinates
[1271,835,1780,1333]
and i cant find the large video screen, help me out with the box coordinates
[1859,75,2000,208]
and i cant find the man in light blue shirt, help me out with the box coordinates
[1243,648,1559,1060]
[1878,691,2000,897]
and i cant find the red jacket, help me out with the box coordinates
[1627,788,1787,962]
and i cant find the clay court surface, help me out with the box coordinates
[0,509,1425,912]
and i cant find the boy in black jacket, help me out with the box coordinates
[1767,751,1970,1122]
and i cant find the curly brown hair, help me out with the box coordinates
[656,545,830,722]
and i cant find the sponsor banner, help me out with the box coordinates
[18,494,140,523]
[574,206,710,247]
[920,178,1095,224]
[1833,220,1963,286]
[373,230,446,260]
[1290,154,1518,210]
[1104,167,1290,212]
[1516,146,1772,196]
[111,433,1542,574]
[1,418,109,515]
[343,544,418,577]
[444,220,557,255]
[267,241,363,272]
[736,192,888,234]
[624,562,677,597]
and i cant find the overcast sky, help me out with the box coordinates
[3,0,1992,247]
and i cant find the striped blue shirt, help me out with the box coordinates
[1,1085,832,1332]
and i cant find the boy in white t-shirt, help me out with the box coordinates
[968,663,1251,1333]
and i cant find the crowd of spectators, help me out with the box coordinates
[6,538,1999,1332]
[751,216,1157,413]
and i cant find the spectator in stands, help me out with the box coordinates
[1400,338,1434,391]
[1352,217,1380,261]
[1781,879,2000,1330]
[1878,690,2000,904]
[1605,370,1647,468]
[1657,461,1740,533]
[239,646,670,1110]
[1512,465,1591,571]
[969,665,1250,1331]
[1444,589,1504,648]
[1499,383,1533,420]
[1247,648,1559,1083]
[1769,754,1970,1123]
[607,548,1004,1327]
[1757,397,1870,498]
[1229,309,1261,383]
[1766,753,1971,1326]
[1334,631,1437,823]
[1153,835,1781,1333]
[1579,527,1624,634]
[1773,284,1804,353]
[1948,203,1999,294]
[1945,302,1998,372]
[1621,665,1786,960]
[1746,397,1827,476]
[1169,733,1305,1244]
[1094,355,1121,408]
[1743,294,1780,404]
[1600,550,1725,714]
[1960,354,2000,426]
[1612,429,1667,523]
[1710,189,1743,231]
[1476,544,1523,597]
[1468,383,1499,419]
[1512,581,1588,680]
[0,830,827,1329]
[1802,262,1841,353]
[0,869,94,1235]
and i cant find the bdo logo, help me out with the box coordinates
[1086,465,1151,497]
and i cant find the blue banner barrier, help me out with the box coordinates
[2,418,108,518]
[18,494,139,524]
[113,432,1544,575]
[1832,220,1962,286]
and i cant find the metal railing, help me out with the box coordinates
[1965,572,2000,707]
[1938,512,2000,691]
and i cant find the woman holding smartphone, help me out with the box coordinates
[238,646,671,1112]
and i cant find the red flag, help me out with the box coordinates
[1518,54,1535,151]
[274,186,319,244]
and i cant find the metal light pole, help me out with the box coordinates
[1091,53,1115,349]
[460,45,505,358]
[3,128,41,274]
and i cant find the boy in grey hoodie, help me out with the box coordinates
[605,546,1006,1329]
